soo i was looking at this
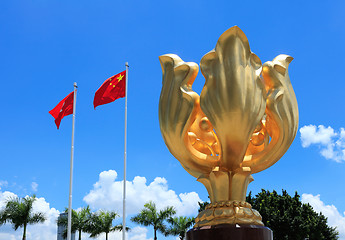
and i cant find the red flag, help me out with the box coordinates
[93,70,126,109]
[49,91,74,129]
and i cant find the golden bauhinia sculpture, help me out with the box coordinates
[158,26,298,227]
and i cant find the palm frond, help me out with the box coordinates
[59,206,93,238]
[29,212,46,224]
[131,201,177,237]
[86,210,120,238]
[1,195,45,235]
[166,216,195,240]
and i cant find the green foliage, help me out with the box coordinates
[246,189,339,240]
[57,206,92,240]
[87,210,124,240]
[0,213,4,225]
[166,216,195,240]
[0,194,46,240]
[57,207,125,240]
[131,201,176,240]
[197,202,209,213]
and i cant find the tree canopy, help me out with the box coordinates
[0,194,46,240]
[246,189,339,240]
[57,206,92,240]
[198,190,338,240]
[131,201,176,240]
[166,216,195,240]
[87,210,123,240]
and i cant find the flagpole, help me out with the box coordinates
[67,82,77,240]
[122,63,128,240]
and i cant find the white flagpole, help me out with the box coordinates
[67,82,77,240]
[122,63,129,240]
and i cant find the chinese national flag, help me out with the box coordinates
[49,91,74,129]
[93,70,126,109]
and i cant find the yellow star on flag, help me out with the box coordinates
[117,74,124,82]
[93,70,126,109]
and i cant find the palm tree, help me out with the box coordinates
[0,194,46,240]
[166,216,195,240]
[87,210,124,240]
[57,206,91,240]
[131,201,176,240]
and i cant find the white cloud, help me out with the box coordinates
[128,226,153,240]
[83,170,202,216]
[0,191,60,240]
[85,230,122,240]
[300,125,345,162]
[31,182,38,192]
[302,193,345,239]
[0,181,8,190]
[79,226,152,240]
[0,191,17,209]
[300,125,336,147]
[0,174,199,240]
[0,233,16,240]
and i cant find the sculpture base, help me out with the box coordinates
[186,224,273,240]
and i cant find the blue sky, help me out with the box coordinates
[1,0,345,239]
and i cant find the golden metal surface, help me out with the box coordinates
[159,26,298,227]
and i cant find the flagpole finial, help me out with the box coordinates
[125,62,129,67]
[74,82,78,88]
